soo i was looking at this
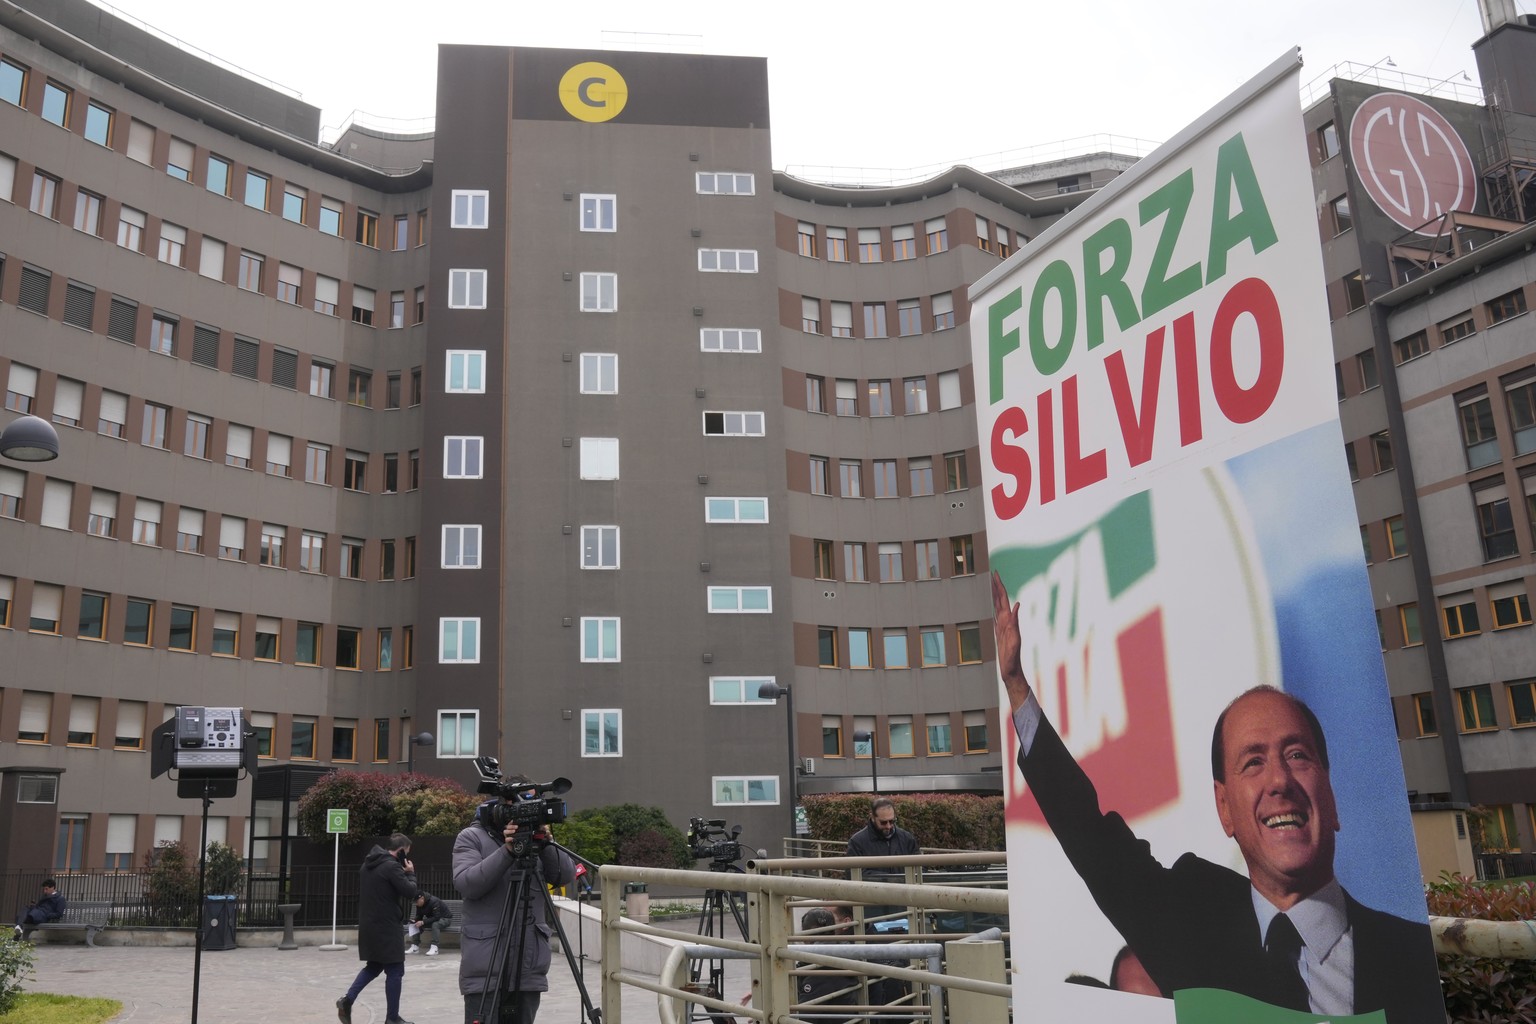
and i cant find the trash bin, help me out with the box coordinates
[202,895,238,951]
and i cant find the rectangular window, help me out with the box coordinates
[41,79,70,126]
[921,627,946,667]
[344,450,367,491]
[580,438,619,480]
[356,208,379,247]
[909,456,934,496]
[73,189,102,235]
[1476,487,1518,561]
[889,718,915,756]
[1507,373,1536,455]
[813,539,835,580]
[857,227,881,263]
[0,58,28,107]
[1442,592,1480,639]
[391,214,409,251]
[266,433,292,477]
[448,268,487,309]
[87,488,118,539]
[276,263,302,305]
[702,411,765,436]
[66,696,99,747]
[830,301,854,338]
[884,630,909,669]
[1460,391,1500,469]
[915,539,941,580]
[1441,311,1476,344]
[805,375,826,413]
[925,216,949,254]
[132,498,162,546]
[581,194,616,232]
[698,249,758,273]
[938,370,962,410]
[204,154,231,196]
[5,363,37,414]
[821,716,844,756]
[581,525,619,569]
[299,530,326,573]
[891,223,916,260]
[1370,431,1395,473]
[835,378,857,416]
[867,379,893,416]
[451,190,489,228]
[351,286,375,326]
[438,710,478,758]
[710,677,777,705]
[696,172,754,195]
[1510,681,1536,727]
[30,171,58,217]
[581,710,622,757]
[140,403,169,449]
[878,542,903,582]
[446,350,486,393]
[305,442,330,484]
[2,468,28,520]
[199,237,226,280]
[1487,288,1529,325]
[952,535,976,575]
[809,456,829,496]
[945,451,969,491]
[440,617,481,663]
[932,292,955,330]
[872,459,898,497]
[580,353,618,394]
[580,272,617,312]
[123,597,153,645]
[219,515,247,561]
[1394,330,1428,364]
[168,605,195,651]
[848,628,872,669]
[705,497,768,523]
[957,622,982,664]
[238,251,264,291]
[1490,581,1533,629]
[443,524,482,569]
[904,376,929,415]
[347,369,371,407]
[708,586,772,613]
[253,616,279,660]
[712,777,778,806]
[158,222,186,266]
[818,626,839,667]
[149,313,177,356]
[797,221,817,258]
[844,542,867,583]
[898,298,922,336]
[864,302,888,338]
[260,523,287,568]
[701,327,762,353]
[289,719,317,759]
[1400,603,1423,646]
[581,617,620,662]
[825,226,848,262]
[444,436,483,479]
[840,460,862,498]
[1457,684,1497,732]
[243,171,269,210]
[176,506,204,553]
[212,611,238,656]
[77,591,107,639]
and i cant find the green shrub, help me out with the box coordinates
[143,841,199,925]
[803,792,1004,850]
[552,815,616,866]
[204,841,246,894]
[296,770,476,843]
[564,804,690,868]
[0,933,37,1015]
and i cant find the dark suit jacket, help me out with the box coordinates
[1019,715,1444,1023]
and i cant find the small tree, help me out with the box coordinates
[0,934,37,1015]
[204,841,246,895]
[143,841,198,925]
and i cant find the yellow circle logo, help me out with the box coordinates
[558,62,628,123]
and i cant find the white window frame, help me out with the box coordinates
[703,411,765,436]
[709,676,778,705]
[708,586,773,613]
[446,350,486,393]
[580,437,619,480]
[442,524,482,569]
[698,248,758,273]
[580,617,621,662]
[581,525,620,569]
[448,268,487,309]
[713,776,780,806]
[581,709,622,757]
[580,272,617,312]
[439,617,481,664]
[451,189,489,229]
[580,353,618,395]
[704,497,769,523]
[444,436,484,479]
[580,194,616,232]
[438,709,479,757]
[700,328,762,353]
[696,172,755,195]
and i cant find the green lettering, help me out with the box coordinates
[1081,218,1140,350]
[989,287,1023,404]
[1028,259,1078,377]
[1207,132,1278,283]
[1138,169,1202,317]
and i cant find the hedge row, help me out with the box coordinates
[803,792,1004,851]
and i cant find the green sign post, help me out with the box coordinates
[321,808,349,950]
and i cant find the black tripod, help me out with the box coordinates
[686,861,748,1024]
[473,839,602,1024]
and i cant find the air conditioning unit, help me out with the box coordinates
[801,757,816,776]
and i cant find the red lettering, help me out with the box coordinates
[1036,390,1056,505]
[988,405,1032,520]
[1210,277,1284,424]
[1104,326,1166,467]
[1062,375,1107,494]
[1172,312,1202,446]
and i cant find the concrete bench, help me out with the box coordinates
[20,900,112,947]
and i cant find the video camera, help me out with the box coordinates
[474,755,571,857]
[687,816,744,866]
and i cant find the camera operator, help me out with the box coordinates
[452,776,576,1024]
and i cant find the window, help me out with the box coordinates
[839,460,862,498]
[864,302,888,338]
[158,222,186,266]
[219,515,247,561]
[441,524,482,569]
[872,460,898,498]
[581,353,618,394]
[976,215,993,251]
[5,364,37,413]
[0,58,27,107]
[867,379,893,416]
[274,263,302,305]
[1357,349,1379,391]
[829,300,853,338]
[388,291,405,328]
[114,701,146,751]
[698,248,758,273]
[415,287,426,324]
[877,542,904,583]
[1490,582,1532,629]
[39,481,71,534]
[123,597,153,645]
[848,628,872,669]
[1340,272,1366,314]
[87,489,117,538]
[1408,693,1438,737]
[708,677,777,705]
[1476,485,1518,561]
[818,626,839,667]
[581,617,620,662]
[176,506,203,553]
[133,498,162,546]
[1510,681,1536,727]
[0,468,21,520]
[409,449,420,488]
[348,369,372,406]
[1460,391,1499,469]
[812,539,835,580]
[41,79,70,126]
[1399,602,1423,646]
[266,433,292,477]
[835,379,857,416]
[446,350,486,393]
[1316,120,1340,160]
[351,286,375,325]
[254,616,279,660]
[705,497,768,523]
[957,622,983,664]
[925,216,948,254]
[300,531,326,573]
[344,450,367,491]
[0,577,11,629]
[797,221,817,258]
[825,226,848,262]
[1487,288,1528,325]
[1457,684,1497,732]
[291,719,317,758]
[1507,373,1536,455]
[580,438,619,479]
[329,719,358,761]
[377,629,393,670]
[52,377,83,427]
[319,196,343,235]
[168,605,195,651]
[238,251,264,291]
[444,436,483,478]
[440,617,480,663]
[243,171,269,210]
[1441,311,1475,344]
[907,539,938,581]
[380,540,396,580]
[391,214,409,251]
[449,268,487,309]
[141,403,169,449]
[76,591,107,640]
[891,223,916,260]
[713,777,778,806]
[340,537,364,579]
[964,711,989,752]
[30,171,58,217]
[1394,330,1428,364]
[701,327,761,353]
[885,631,910,669]
[1384,515,1407,558]
[199,236,226,280]
[952,535,976,575]
[844,542,868,582]
[279,184,306,223]
[1329,195,1352,235]
[703,411,764,436]
[809,456,830,496]
[260,523,287,568]
[898,298,922,336]
[805,375,826,413]
[696,172,754,195]
[857,227,881,263]
[1371,431,1394,473]
[917,626,945,667]
[580,273,617,311]
[206,610,238,657]
[73,189,102,235]
[945,451,969,491]
[939,370,963,410]
[63,281,93,330]
[904,377,929,415]
[438,710,479,758]
[708,586,772,613]
[1442,593,1480,639]
[579,525,620,570]
[356,208,379,246]
[932,292,955,330]
[149,313,177,356]
[909,457,934,496]
[890,717,915,756]
[451,190,489,228]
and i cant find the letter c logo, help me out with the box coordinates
[559,62,628,123]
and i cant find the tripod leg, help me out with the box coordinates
[473,867,529,1024]
[530,860,603,1024]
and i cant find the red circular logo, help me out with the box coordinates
[1348,92,1477,236]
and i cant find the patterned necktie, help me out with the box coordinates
[1264,912,1311,1012]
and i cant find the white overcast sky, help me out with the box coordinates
[94,0,1527,177]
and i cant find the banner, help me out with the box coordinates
[968,51,1444,1023]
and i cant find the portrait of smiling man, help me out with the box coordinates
[993,571,1442,1022]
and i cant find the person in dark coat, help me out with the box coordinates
[845,800,919,1019]
[14,879,67,939]
[406,890,450,955]
[337,833,417,1024]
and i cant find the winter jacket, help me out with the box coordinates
[452,818,575,996]
[413,890,450,926]
[33,890,66,922]
[356,845,417,964]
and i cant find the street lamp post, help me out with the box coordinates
[406,731,434,773]
[0,414,61,462]
[756,682,798,845]
[852,729,880,795]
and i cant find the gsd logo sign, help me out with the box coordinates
[1349,92,1476,235]
[559,62,628,123]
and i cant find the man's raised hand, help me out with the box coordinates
[991,570,1032,712]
